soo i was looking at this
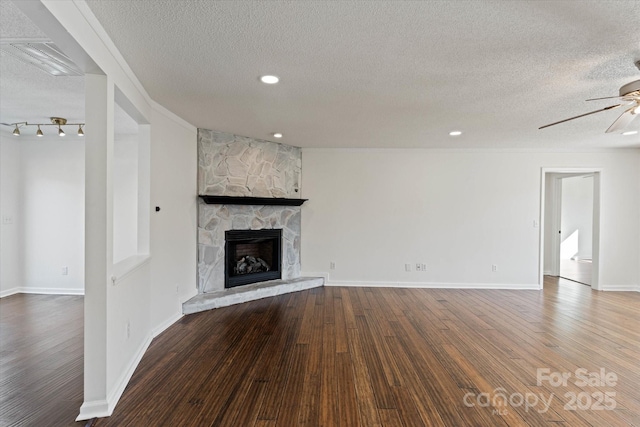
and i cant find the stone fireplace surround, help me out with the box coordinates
[182,129,323,315]
[197,202,301,293]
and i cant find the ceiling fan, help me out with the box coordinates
[539,78,640,133]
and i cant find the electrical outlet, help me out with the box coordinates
[405,263,411,272]
[419,263,427,271]
[126,321,131,339]
[415,263,421,272]
[176,284,180,294]
[330,261,336,270]
[61,266,68,275]
[492,264,497,272]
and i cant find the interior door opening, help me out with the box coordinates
[540,169,601,290]
[559,174,593,285]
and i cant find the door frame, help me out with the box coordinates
[539,168,602,290]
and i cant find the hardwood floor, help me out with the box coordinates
[88,277,639,427]
[0,294,85,427]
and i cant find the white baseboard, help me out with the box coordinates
[76,399,110,421]
[300,271,329,283]
[76,308,187,421]
[599,284,640,292]
[0,287,20,298]
[77,332,154,421]
[324,279,539,290]
[104,333,153,419]
[0,287,84,298]
[152,310,183,338]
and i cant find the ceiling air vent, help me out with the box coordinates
[0,40,83,76]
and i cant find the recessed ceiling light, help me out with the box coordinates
[260,75,279,84]
[449,131,462,136]
[272,132,283,138]
[622,130,638,136]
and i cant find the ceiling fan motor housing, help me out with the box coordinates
[619,80,640,98]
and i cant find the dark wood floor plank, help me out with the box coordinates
[255,315,303,421]
[382,334,448,426]
[346,327,383,426]
[272,343,309,426]
[296,295,324,426]
[354,315,397,409]
[319,321,338,427]
[333,290,349,353]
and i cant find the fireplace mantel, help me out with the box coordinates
[199,195,308,206]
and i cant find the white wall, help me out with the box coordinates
[149,105,197,330]
[0,133,85,296]
[22,136,85,292]
[560,175,593,260]
[0,135,23,296]
[301,149,640,290]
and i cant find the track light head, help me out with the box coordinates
[51,117,67,136]
[12,124,20,136]
[77,125,84,136]
[36,125,43,137]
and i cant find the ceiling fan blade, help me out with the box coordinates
[539,104,621,129]
[586,95,624,101]
[605,106,638,133]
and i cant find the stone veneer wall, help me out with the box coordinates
[198,129,301,197]
[197,129,303,293]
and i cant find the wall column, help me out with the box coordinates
[78,73,114,420]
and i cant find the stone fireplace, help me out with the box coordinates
[196,129,303,293]
[184,129,323,314]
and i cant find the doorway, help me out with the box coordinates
[559,174,593,285]
[540,169,601,289]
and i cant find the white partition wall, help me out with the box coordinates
[17,1,198,420]
[82,72,112,415]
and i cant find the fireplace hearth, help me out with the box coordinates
[225,229,282,288]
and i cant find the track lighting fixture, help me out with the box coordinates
[4,117,84,138]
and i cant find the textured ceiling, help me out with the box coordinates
[0,0,46,39]
[3,1,640,148]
